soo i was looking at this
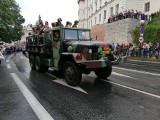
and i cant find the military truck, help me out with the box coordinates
[26,18,126,86]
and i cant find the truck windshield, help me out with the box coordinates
[78,30,90,40]
[64,29,90,41]
[64,29,78,40]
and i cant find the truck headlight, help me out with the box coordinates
[67,46,73,52]
[89,49,92,54]
[76,53,82,60]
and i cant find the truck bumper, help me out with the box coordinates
[80,60,108,69]
[73,53,127,69]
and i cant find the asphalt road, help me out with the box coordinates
[0,52,160,120]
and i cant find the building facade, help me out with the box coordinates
[78,0,160,28]
[21,26,32,42]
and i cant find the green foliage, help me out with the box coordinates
[133,27,140,45]
[133,17,160,45]
[0,0,25,43]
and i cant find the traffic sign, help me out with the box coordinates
[139,36,144,43]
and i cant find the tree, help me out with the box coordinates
[0,0,25,43]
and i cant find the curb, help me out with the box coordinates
[127,59,160,64]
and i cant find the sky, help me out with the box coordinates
[15,0,79,26]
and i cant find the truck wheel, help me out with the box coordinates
[63,62,82,86]
[94,65,112,79]
[35,56,43,72]
[29,55,35,70]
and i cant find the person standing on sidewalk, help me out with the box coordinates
[0,47,5,64]
[0,46,2,64]
[0,47,3,64]
[148,42,153,58]
[155,42,160,59]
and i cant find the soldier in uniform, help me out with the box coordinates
[34,15,44,35]
[52,31,60,49]
[43,21,51,33]
[72,20,79,28]
[65,21,72,27]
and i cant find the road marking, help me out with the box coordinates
[46,72,60,80]
[130,64,146,66]
[6,60,9,62]
[52,79,88,94]
[112,72,133,78]
[113,66,160,76]
[10,73,54,120]
[7,64,11,69]
[104,80,160,99]
[46,73,88,94]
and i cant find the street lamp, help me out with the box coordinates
[140,20,145,25]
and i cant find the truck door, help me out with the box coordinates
[52,30,60,67]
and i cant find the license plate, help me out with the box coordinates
[101,51,110,54]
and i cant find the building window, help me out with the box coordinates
[91,20,92,27]
[110,7,113,16]
[95,17,97,24]
[99,14,101,21]
[91,7,93,15]
[115,4,119,15]
[104,10,107,19]
[95,2,97,11]
[100,0,102,8]
[145,2,150,12]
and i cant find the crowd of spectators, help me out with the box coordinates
[150,11,160,19]
[108,9,160,23]
[112,42,160,60]
[108,9,160,60]
[0,45,22,56]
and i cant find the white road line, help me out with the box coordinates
[112,72,133,78]
[113,66,160,76]
[6,60,9,62]
[104,80,160,99]
[7,64,11,69]
[52,79,88,94]
[46,73,88,94]
[46,72,60,79]
[130,64,147,66]
[10,73,54,120]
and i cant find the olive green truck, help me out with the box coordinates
[26,18,126,86]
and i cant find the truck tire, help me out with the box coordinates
[63,62,82,86]
[94,65,112,79]
[29,55,35,70]
[35,56,43,72]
